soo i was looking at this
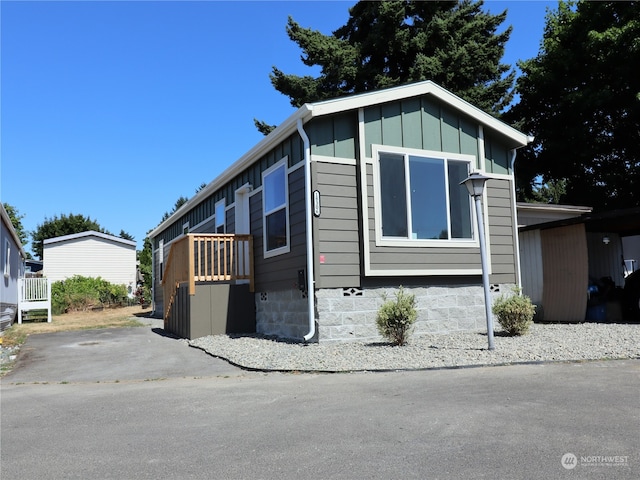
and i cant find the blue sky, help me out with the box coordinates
[1,0,555,255]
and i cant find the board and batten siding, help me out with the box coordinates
[363,96,481,162]
[307,112,358,160]
[312,161,362,289]
[44,236,136,287]
[250,165,308,292]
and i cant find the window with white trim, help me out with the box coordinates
[262,159,290,257]
[4,239,10,278]
[215,200,225,234]
[376,147,474,242]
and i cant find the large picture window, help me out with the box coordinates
[262,159,290,257]
[377,147,474,242]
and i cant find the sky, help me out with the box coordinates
[1,0,556,255]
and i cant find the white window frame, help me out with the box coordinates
[372,144,478,248]
[4,239,10,278]
[158,239,164,281]
[215,199,226,234]
[262,157,290,258]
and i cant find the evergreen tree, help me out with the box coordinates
[508,1,640,210]
[258,0,514,132]
[3,203,29,249]
[31,213,108,260]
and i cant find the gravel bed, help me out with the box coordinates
[190,322,640,372]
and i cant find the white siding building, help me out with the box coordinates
[43,231,136,292]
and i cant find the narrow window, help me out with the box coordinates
[182,222,189,236]
[215,200,225,234]
[262,160,289,257]
[3,239,10,278]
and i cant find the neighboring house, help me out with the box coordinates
[150,80,533,342]
[1,203,26,331]
[518,206,640,322]
[43,231,136,293]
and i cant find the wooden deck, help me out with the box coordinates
[161,234,254,321]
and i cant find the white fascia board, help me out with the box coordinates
[311,80,532,147]
[43,230,136,248]
[149,105,314,239]
[1,203,27,259]
[150,80,532,238]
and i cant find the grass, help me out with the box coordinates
[1,305,153,348]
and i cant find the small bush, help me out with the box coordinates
[51,275,129,314]
[492,288,536,336]
[376,286,418,346]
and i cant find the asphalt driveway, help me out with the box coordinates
[2,324,639,479]
[2,321,242,384]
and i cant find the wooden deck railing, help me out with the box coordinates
[161,234,254,320]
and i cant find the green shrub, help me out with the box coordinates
[376,286,418,346]
[51,275,129,314]
[492,288,536,336]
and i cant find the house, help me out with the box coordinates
[43,231,137,294]
[1,203,26,331]
[149,80,533,342]
[518,206,640,322]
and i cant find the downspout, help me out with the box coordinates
[297,118,316,342]
[510,149,523,290]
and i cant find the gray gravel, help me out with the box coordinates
[190,322,640,372]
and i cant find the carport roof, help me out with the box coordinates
[519,206,640,237]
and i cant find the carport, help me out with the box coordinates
[519,207,640,322]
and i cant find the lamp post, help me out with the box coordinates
[460,172,495,351]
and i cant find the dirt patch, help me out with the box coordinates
[1,306,153,347]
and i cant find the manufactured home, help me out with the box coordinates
[1,203,26,331]
[43,231,137,293]
[150,81,533,342]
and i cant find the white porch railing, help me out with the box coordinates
[18,277,52,323]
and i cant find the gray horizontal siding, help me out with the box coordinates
[366,164,517,281]
[486,178,517,283]
[313,161,361,288]
[251,166,308,292]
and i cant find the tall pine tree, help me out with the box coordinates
[257,0,514,134]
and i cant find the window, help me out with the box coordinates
[376,147,474,242]
[182,222,189,235]
[215,200,225,234]
[3,239,10,278]
[158,239,164,281]
[262,159,289,257]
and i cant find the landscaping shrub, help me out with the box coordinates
[376,286,417,346]
[51,275,129,314]
[492,287,536,336]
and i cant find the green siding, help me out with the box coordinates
[308,112,356,159]
[401,98,423,150]
[422,98,442,151]
[485,134,511,174]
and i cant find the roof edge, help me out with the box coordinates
[43,230,137,248]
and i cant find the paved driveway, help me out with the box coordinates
[1,325,639,480]
[2,321,242,384]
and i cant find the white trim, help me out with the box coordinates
[149,80,531,240]
[262,157,291,259]
[359,108,374,277]
[310,154,357,166]
[43,230,136,248]
[478,125,486,171]
[366,267,483,276]
[371,144,477,247]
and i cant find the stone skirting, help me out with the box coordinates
[256,284,513,343]
[315,284,513,343]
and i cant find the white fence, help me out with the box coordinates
[18,277,52,323]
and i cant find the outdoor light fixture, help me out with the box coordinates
[602,235,611,245]
[460,172,495,351]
